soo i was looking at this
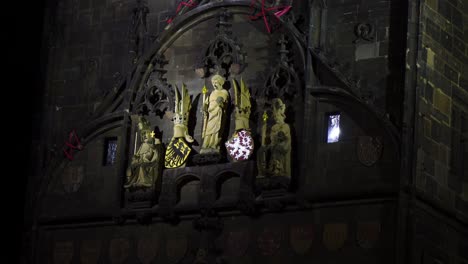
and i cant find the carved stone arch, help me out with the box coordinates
[123,0,309,114]
[175,174,201,205]
[214,171,241,200]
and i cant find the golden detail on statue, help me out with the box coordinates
[200,74,229,154]
[125,117,162,188]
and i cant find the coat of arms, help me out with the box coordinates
[165,138,191,168]
[137,236,160,264]
[356,136,383,166]
[109,238,130,264]
[52,241,74,264]
[289,224,313,254]
[356,221,381,249]
[166,234,188,263]
[80,239,101,264]
[322,223,348,251]
[224,229,250,257]
[225,130,254,161]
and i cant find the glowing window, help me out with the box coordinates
[327,114,341,143]
[105,138,118,165]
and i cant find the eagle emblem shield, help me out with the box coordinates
[290,224,313,254]
[322,223,348,251]
[356,136,383,166]
[165,138,191,168]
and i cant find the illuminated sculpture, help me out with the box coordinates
[125,117,162,188]
[258,98,291,178]
[165,84,194,168]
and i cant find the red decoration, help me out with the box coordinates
[166,0,198,24]
[63,130,83,161]
[249,0,292,34]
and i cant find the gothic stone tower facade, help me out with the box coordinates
[23,0,467,263]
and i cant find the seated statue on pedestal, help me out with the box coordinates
[125,117,162,188]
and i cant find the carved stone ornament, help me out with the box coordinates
[322,223,348,251]
[195,9,246,78]
[224,229,250,257]
[356,221,381,249]
[289,224,314,255]
[166,234,188,264]
[356,136,383,166]
[80,240,102,264]
[108,238,130,264]
[53,241,74,264]
[353,22,375,43]
[137,236,160,264]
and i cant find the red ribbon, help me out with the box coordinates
[166,0,198,24]
[249,0,292,33]
[63,130,83,161]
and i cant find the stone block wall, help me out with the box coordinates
[414,0,468,221]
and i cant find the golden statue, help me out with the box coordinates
[165,84,193,168]
[200,74,230,154]
[125,117,162,188]
[258,98,291,178]
[232,77,251,131]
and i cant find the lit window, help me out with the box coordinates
[105,138,118,165]
[327,114,340,143]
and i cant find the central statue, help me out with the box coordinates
[200,74,230,154]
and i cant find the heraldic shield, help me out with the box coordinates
[356,221,381,249]
[225,229,250,257]
[322,223,348,251]
[356,136,383,166]
[80,240,102,264]
[289,224,314,254]
[137,236,160,264]
[257,228,282,256]
[166,234,188,264]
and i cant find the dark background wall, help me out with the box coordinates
[8,0,45,262]
[16,0,468,263]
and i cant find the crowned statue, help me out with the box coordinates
[125,116,162,188]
